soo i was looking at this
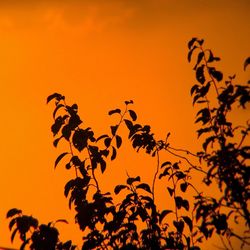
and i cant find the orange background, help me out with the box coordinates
[0,0,249,249]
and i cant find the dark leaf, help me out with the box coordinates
[104,137,111,148]
[111,125,118,136]
[167,187,174,197]
[124,119,133,130]
[173,220,184,234]
[159,167,171,179]
[55,219,68,224]
[209,67,223,82]
[47,93,63,104]
[197,127,212,138]
[51,116,64,136]
[196,52,204,67]
[11,228,18,243]
[108,109,121,116]
[136,183,152,193]
[190,84,199,96]
[53,103,64,119]
[115,135,122,148]
[65,163,71,170]
[96,134,109,142]
[100,160,107,173]
[180,182,188,192]
[196,65,205,84]
[111,146,117,161]
[161,161,171,168]
[55,152,69,169]
[173,162,179,169]
[9,218,16,230]
[71,103,78,111]
[159,210,172,224]
[175,196,183,209]
[203,136,216,151]
[64,179,75,198]
[72,129,88,151]
[244,57,250,71]
[207,50,215,63]
[199,82,211,97]
[62,240,72,248]
[7,208,22,218]
[127,176,140,185]
[188,37,197,49]
[128,110,137,121]
[188,46,197,62]
[182,199,190,211]
[20,239,30,250]
[176,171,186,180]
[114,185,128,195]
[125,100,134,105]
[62,125,71,141]
[182,216,193,231]
[192,94,201,105]
[197,39,204,46]
[53,136,63,147]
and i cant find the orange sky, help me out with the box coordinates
[0,0,249,249]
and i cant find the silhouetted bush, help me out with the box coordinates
[7,38,250,250]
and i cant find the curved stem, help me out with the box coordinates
[165,147,208,175]
[152,149,160,202]
[168,146,198,157]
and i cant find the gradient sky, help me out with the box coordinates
[0,0,249,249]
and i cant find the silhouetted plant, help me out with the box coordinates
[7,38,249,249]
[6,208,76,250]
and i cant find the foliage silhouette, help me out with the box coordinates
[7,38,250,250]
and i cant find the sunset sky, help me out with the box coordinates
[0,0,249,249]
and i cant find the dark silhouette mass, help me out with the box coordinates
[6,38,250,250]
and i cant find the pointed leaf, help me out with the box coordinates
[114,185,128,195]
[7,208,22,218]
[53,136,63,147]
[188,46,197,62]
[127,176,140,185]
[108,109,121,116]
[100,160,106,173]
[190,84,199,96]
[124,119,133,130]
[9,218,16,230]
[196,65,205,84]
[182,216,193,231]
[111,125,118,136]
[180,182,188,192]
[196,52,204,67]
[55,219,69,224]
[167,187,174,197]
[188,37,197,49]
[159,210,172,224]
[111,147,117,161]
[55,152,69,169]
[182,199,190,211]
[47,93,63,104]
[96,134,109,142]
[11,228,18,243]
[136,183,152,193]
[244,57,250,71]
[115,135,122,148]
[161,161,171,168]
[128,110,137,121]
